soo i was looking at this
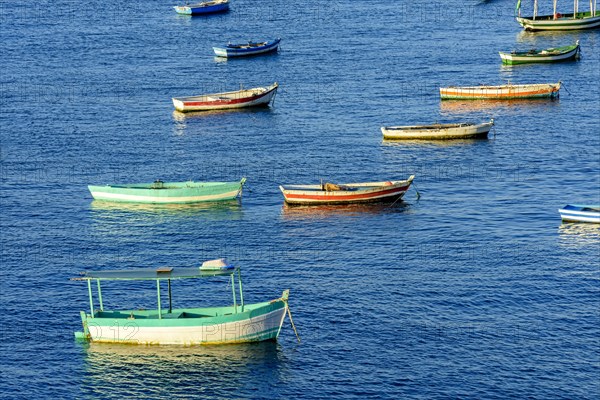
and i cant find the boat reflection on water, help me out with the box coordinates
[281,201,412,221]
[382,137,490,147]
[172,105,273,121]
[80,341,286,397]
[439,98,559,115]
[515,29,581,44]
[558,222,600,248]
[90,199,244,220]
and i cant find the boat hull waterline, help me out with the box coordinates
[173,83,278,112]
[213,38,281,58]
[280,176,415,205]
[88,179,246,204]
[382,120,494,140]
[440,83,561,100]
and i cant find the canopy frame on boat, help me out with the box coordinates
[518,0,598,19]
[71,266,245,319]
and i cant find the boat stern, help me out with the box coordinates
[74,310,91,342]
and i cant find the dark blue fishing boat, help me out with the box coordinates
[213,38,281,58]
[174,0,229,15]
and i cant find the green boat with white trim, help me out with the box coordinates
[499,41,580,65]
[72,259,293,345]
[88,178,246,204]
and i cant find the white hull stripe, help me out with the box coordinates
[559,210,600,223]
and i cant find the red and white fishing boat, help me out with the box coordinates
[172,83,278,112]
[440,82,561,100]
[279,176,415,205]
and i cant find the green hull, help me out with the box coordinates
[88,179,245,204]
[500,44,579,65]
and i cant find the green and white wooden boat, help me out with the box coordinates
[88,178,246,204]
[516,0,600,30]
[499,41,580,64]
[72,260,292,345]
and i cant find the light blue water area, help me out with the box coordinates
[1,0,599,398]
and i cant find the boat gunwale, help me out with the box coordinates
[441,82,560,90]
[279,176,414,193]
[175,0,229,9]
[89,180,242,191]
[221,38,281,50]
[173,83,278,103]
[382,120,493,132]
[517,10,600,22]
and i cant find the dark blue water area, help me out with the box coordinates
[1,0,599,398]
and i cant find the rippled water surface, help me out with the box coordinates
[1,0,599,398]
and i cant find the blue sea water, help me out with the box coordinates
[1,0,599,398]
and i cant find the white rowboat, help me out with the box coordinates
[381,119,494,140]
[172,83,278,112]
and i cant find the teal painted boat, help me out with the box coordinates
[88,178,246,204]
[72,260,294,345]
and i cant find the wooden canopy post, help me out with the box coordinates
[156,280,162,319]
[231,274,237,314]
[168,279,172,314]
[237,269,244,312]
[87,279,94,316]
[96,279,104,311]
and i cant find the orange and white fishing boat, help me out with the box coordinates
[279,176,414,205]
[172,83,278,112]
[440,82,561,100]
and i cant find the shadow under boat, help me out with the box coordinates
[558,222,600,246]
[382,137,491,147]
[439,98,560,114]
[90,199,244,219]
[280,200,412,220]
[80,340,284,394]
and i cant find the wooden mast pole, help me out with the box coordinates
[534,0,538,18]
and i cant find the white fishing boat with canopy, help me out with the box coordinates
[72,259,299,345]
[516,0,600,30]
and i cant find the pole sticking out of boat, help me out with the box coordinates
[168,279,172,314]
[286,303,301,343]
[412,181,421,200]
